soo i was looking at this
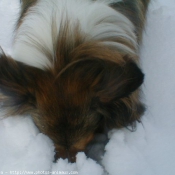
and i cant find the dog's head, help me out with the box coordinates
[0,42,144,162]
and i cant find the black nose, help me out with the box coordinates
[54,149,76,163]
[67,151,76,163]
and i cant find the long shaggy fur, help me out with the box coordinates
[0,0,149,162]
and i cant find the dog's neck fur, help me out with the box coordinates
[13,0,137,70]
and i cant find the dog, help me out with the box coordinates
[0,0,149,162]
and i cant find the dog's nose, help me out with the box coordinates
[54,148,78,163]
[67,151,76,163]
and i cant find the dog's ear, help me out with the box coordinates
[90,57,144,129]
[59,56,144,102]
[59,56,144,129]
[93,59,144,103]
[67,43,144,103]
[0,49,46,115]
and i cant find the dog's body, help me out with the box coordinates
[0,0,149,162]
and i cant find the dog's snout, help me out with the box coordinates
[67,152,76,163]
[66,149,76,163]
[54,147,80,163]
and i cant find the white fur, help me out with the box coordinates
[13,0,136,69]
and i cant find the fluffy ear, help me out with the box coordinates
[94,59,144,103]
[90,57,144,129]
[58,57,144,101]
[0,50,45,115]
[58,57,144,129]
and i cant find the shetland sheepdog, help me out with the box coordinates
[0,0,149,162]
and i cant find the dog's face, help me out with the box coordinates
[0,45,144,162]
[33,67,102,162]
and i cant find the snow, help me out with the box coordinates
[0,0,175,174]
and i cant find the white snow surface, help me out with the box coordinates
[0,0,175,174]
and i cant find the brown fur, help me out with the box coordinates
[0,0,150,162]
